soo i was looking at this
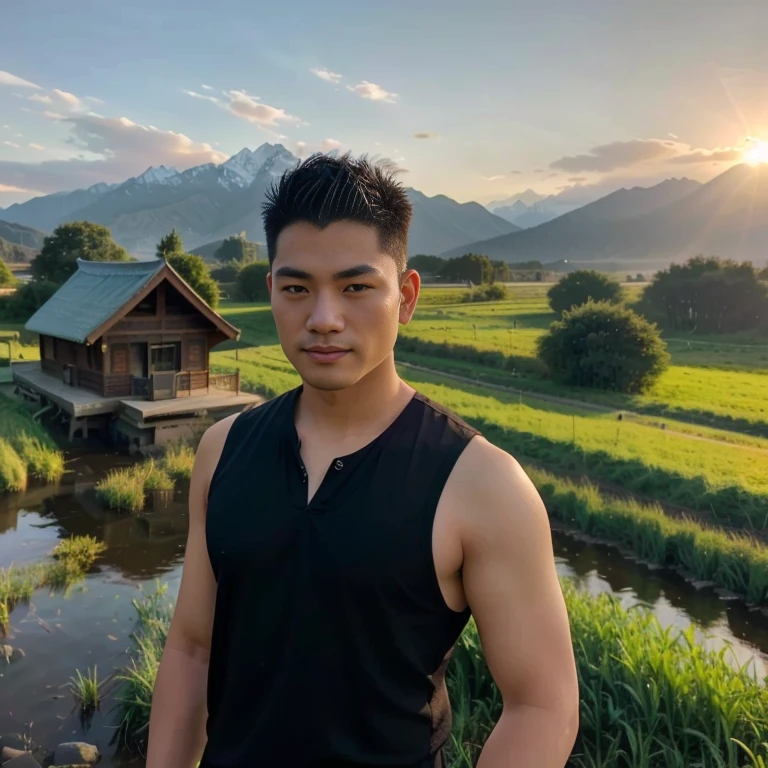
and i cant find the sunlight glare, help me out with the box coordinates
[743,137,768,166]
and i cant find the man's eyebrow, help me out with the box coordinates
[273,266,313,279]
[331,264,382,280]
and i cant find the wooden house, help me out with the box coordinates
[13,258,261,448]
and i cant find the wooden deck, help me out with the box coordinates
[11,361,261,420]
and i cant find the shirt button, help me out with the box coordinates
[334,459,344,470]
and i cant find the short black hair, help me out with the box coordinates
[261,152,412,273]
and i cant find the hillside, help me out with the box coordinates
[1,144,519,259]
[0,236,38,263]
[440,168,765,264]
[0,219,46,251]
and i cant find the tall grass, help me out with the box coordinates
[0,436,27,492]
[69,665,102,715]
[0,535,106,635]
[447,580,768,768]
[531,467,768,605]
[96,466,146,511]
[162,441,195,480]
[141,458,174,491]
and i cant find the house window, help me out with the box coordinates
[150,342,180,373]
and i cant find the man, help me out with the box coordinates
[146,154,579,768]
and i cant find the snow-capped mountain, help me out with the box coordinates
[0,142,515,258]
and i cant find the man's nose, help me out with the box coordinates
[306,292,344,334]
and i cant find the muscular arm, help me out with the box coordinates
[456,439,579,768]
[145,416,234,768]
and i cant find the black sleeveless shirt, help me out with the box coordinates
[200,386,479,768]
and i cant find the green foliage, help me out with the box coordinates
[96,466,146,511]
[0,279,59,322]
[408,254,445,275]
[641,256,768,334]
[0,258,15,288]
[156,229,184,260]
[52,535,107,572]
[442,253,495,284]
[0,238,36,264]
[0,437,27,492]
[460,283,508,303]
[140,459,174,491]
[547,269,623,314]
[167,252,220,308]
[162,441,195,480]
[69,665,102,716]
[537,300,669,393]
[31,221,131,284]
[236,261,271,302]
[210,263,241,284]
[214,233,258,264]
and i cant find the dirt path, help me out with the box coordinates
[398,360,768,453]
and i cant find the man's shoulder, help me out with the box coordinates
[412,390,480,442]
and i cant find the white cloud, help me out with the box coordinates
[201,84,214,91]
[414,132,439,139]
[28,143,45,151]
[51,89,82,109]
[85,96,104,104]
[311,67,343,84]
[2,125,9,129]
[43,110,65,120]
[223,90,301,126]
[295,140,308,157]
[0,70,41,89]
[14,133,22,138]
[481,175,505,181]
[346,81,398,103]
[0,113,226,195]
[184,89,220,105]
[28,93,53,104]
[321,138,342,152]
[3,141,20,148]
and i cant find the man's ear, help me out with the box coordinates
[399,269,420,324]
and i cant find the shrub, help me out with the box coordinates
[141,459,174,491]
[537,300,669,393]
[460,283,508,303]
[210,263,241,283]
[162,442,195,481]
[167,252,220,308]
[547,269,623,315]
[0,438,27,492]
[0,280,58,322]
[237,261,271,302]
[96,467,146,511]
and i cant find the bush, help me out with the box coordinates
[0,280,58,322]
[167,253,220,308]
[0,258,15,288]
[536,300,669,393]
[210,263,241,284]
[547,269,623,315]
[460,283,508,303]
[237,261,271,302]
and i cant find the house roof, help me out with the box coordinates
[25,258,240,344]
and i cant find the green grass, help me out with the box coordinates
[531,467,768,605]
[447,579,768,768]
[69,665,102,714]
[96,466,146,512]
[0,535,106,636]
[114,580,768,766]
[161,441,196,481]
[0,392,65,489]
[212,344,768,528]
[141,458,174,491]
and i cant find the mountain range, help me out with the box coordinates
[443,166,768,266]
[487,188,588,228]
[0,144,517,259]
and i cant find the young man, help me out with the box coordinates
[146,154,579,768]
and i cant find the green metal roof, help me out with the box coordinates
[25,258,166,344]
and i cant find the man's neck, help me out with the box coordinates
[296,359,414,439]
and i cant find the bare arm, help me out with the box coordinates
[456,439,579,768]
[145,416,235,768]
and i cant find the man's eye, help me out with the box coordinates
[283,285,307,294]
[345,284,371,293]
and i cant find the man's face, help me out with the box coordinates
[268,220,419,392]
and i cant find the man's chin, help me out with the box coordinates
[296,365,361,393]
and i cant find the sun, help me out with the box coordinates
[742,137,768,166]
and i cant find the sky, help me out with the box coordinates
[1,0,767,209]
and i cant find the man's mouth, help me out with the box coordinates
[303,346,351,363]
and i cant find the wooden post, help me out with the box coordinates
[236,368,241,394]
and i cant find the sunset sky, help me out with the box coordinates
[1,0,767,208]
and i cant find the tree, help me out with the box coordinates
[547,270,623,315]
[0,280,58,322]
[167,252,220,308]
[408,255,446,275]
[640,256,768,333]
[0,258,14,288]
[157,229,184,260]
[537,301,669,394]
[491,260,510,283]
[214,234,258,265]
[442,253,494,284]
[31,221,131,284]
[237,262,271,302]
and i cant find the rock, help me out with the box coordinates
[52,743,99,765]
[2,753,42,768]
[1,645,25,664]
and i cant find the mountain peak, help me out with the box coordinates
[135,165,180,185]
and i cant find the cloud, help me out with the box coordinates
[346,81,398,103]
[668,133,679,139]
[567,176,588,183]
[0,112,226,196]
[3,141,20,148]
[551,139,676,172]
[413,131,439,139]
[85,96,104,104]
[509,170,522,175]
[669,147,743,164]
[295,141,308,157]
[0,70,41,89]
[311,68,343,84]
[481,175,505,181]
[28,93,53,104]
[321,138,342,152]
[51,89,82,109]
[28,143,45,151]
[184,89,220,105]
[201,84,214,91]
[551,137,747,173]
[223,90,301,126]
[43,110,65,120]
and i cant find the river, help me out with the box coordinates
[1,452,767,766]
